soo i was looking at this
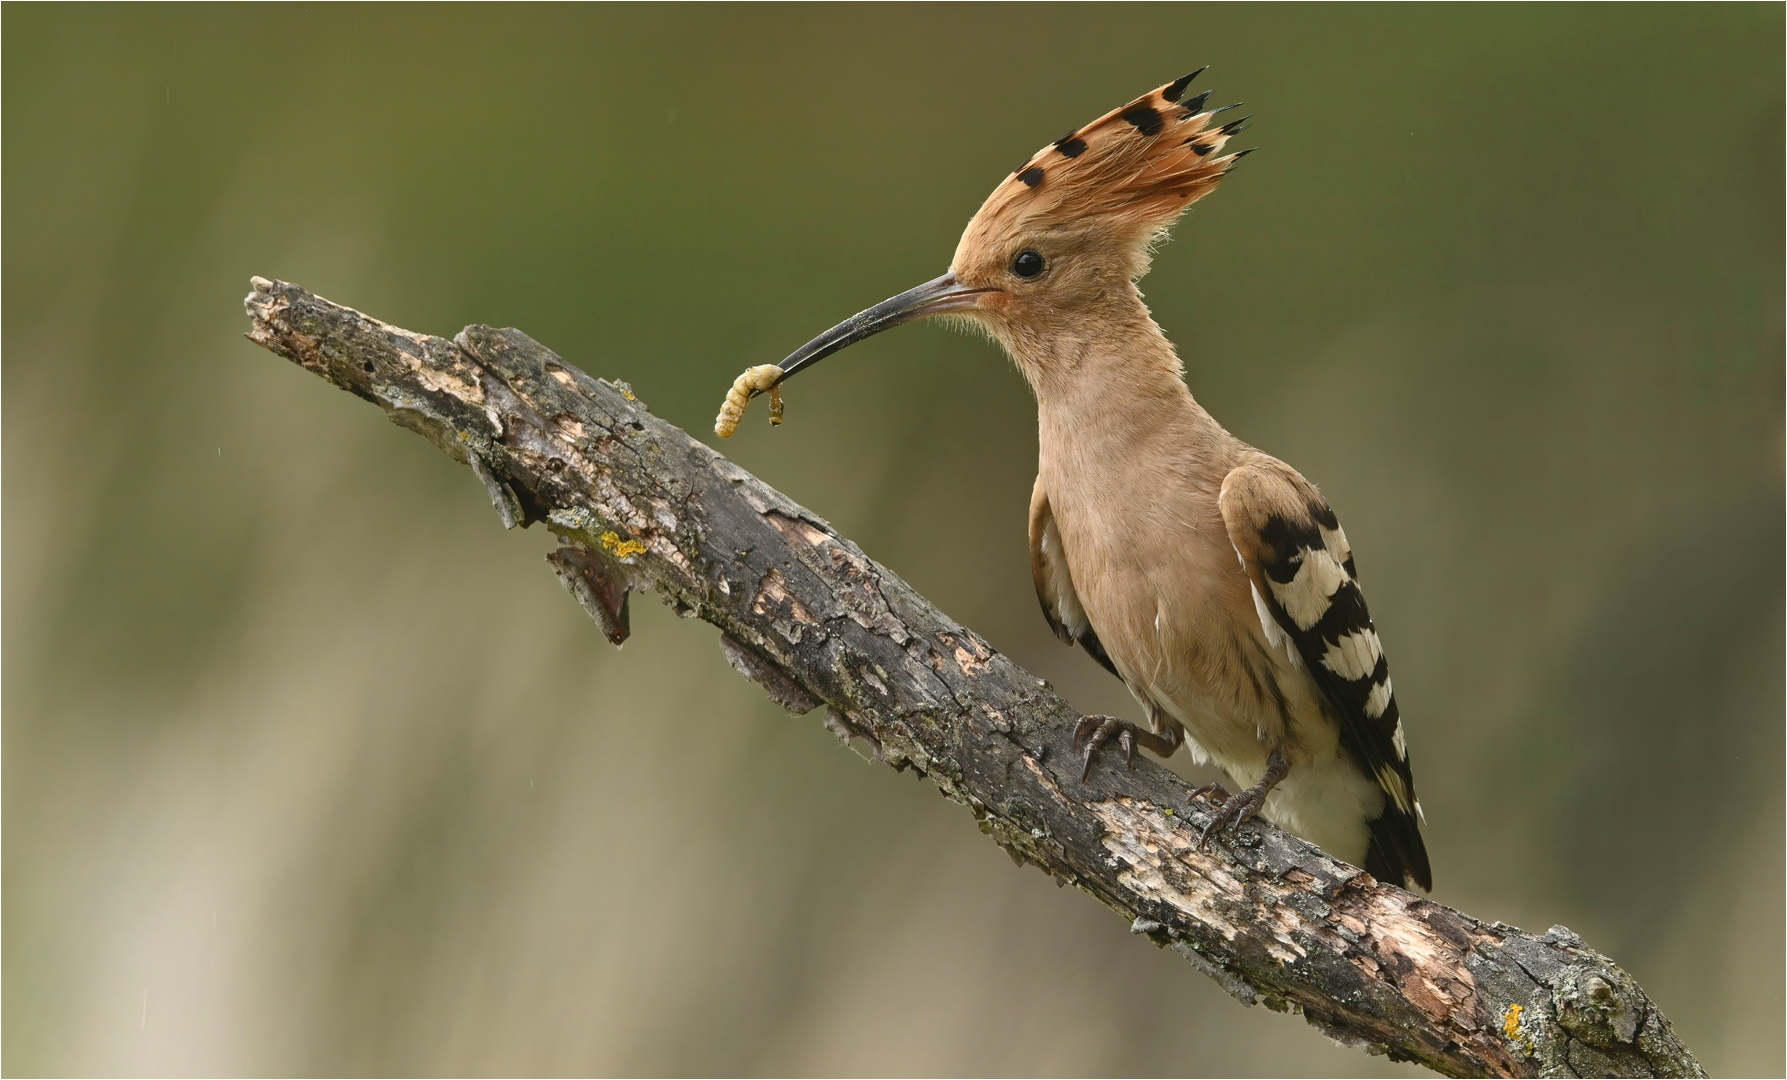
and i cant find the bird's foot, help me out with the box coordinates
[1198,784,1269,847]
[1072,715,1138,782]
[1186,782,1230,806]
[1197,750,1290,849]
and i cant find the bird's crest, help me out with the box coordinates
[964,69,1251,248]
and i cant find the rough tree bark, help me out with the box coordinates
[243,277,1704,1079]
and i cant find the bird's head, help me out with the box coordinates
[772,70,1251,385]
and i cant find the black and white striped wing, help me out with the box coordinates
[1219,461,1431,892]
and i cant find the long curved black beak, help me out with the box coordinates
[776,272,993,381]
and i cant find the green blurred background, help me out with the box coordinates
[5,5,1781,1075]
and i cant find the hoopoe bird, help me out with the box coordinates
[740,70,1430,891]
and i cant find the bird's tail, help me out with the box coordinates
[1365,797,1432,892]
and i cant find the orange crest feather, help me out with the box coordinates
[968,70,1251,243]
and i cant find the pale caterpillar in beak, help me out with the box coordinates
[714,364,785,438]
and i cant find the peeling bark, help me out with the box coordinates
[243,277,1705,1079]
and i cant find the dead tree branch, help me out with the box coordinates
[242,277,1703,1079]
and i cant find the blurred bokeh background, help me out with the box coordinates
[5,5,1781,1076]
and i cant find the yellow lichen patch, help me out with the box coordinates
[599,530,647,558]
[1503,1003,1523,1039]
[714,364,785,437]
[1503,1002,1536,1057]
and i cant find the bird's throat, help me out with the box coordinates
[1017,313,1234,493]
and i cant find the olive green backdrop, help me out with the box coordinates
[6,5,1782,1076]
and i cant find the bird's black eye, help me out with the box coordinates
[1011,250,1046,279]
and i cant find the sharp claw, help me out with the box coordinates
[1072,715,1173,785]
[1196,787,1267,852]
[1078,716,1115,782]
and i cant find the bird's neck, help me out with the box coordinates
[1007,295,1235,482]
